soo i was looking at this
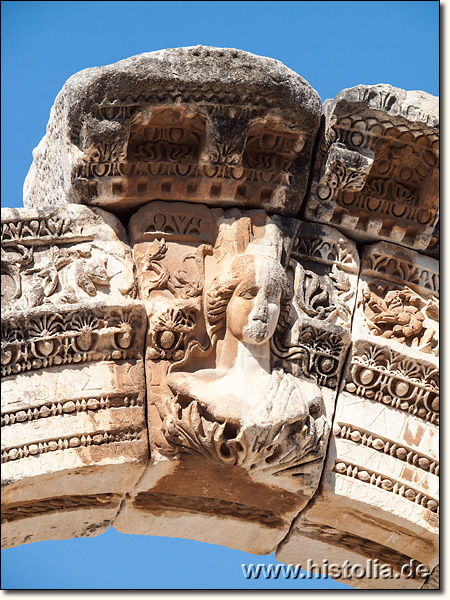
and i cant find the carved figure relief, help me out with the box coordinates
[361,281,438,353]
[128,202,333,495]
[278,235,439,580]
[289,224,359,328]
[354,242,439,358]
[164,252,329,484]
[1,209,137,315]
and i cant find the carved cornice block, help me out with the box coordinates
[276,338,439,587]
[1,206,149,548]
[23,47,321,217]
[303,85,439,256]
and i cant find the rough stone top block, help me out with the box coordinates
[24,46,322,217]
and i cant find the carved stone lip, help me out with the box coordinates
[253,315,269,324]
[324,84,438,130]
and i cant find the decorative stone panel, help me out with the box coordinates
[1,206,148,548]
[277,242,439,588]
[303,85,439,256]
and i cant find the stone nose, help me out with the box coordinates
[253,300,269,322]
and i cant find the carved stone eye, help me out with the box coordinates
[239,287,257,300]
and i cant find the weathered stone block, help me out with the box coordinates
[1,205,149,548]
[112,202,359,552]
[23,46,321,217]
[303,85,439,256]
[277,242,439,587]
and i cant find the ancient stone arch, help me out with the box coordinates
[1,47,438,589]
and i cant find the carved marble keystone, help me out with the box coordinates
[24,46,321,218]
[110,202,358,552]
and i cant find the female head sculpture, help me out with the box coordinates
[205,253,292,348]
[165,250,327,481]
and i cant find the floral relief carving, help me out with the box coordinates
[344,344,439,425]
[361,281,438,354]
[1,305,145,377]
[127,203,339,508]
[363,251,439,294]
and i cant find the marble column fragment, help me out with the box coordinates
[277,242,439,588]
[1,206,148,548]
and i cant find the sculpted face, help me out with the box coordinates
[227,255,282,345]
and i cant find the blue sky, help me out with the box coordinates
[1,0,439,591]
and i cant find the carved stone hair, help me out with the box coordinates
[205,254,292,340]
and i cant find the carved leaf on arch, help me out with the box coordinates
[20,245,111,308]
[292,261,352,326]
[148,306,198,362]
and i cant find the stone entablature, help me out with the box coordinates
[1,47,439,590]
